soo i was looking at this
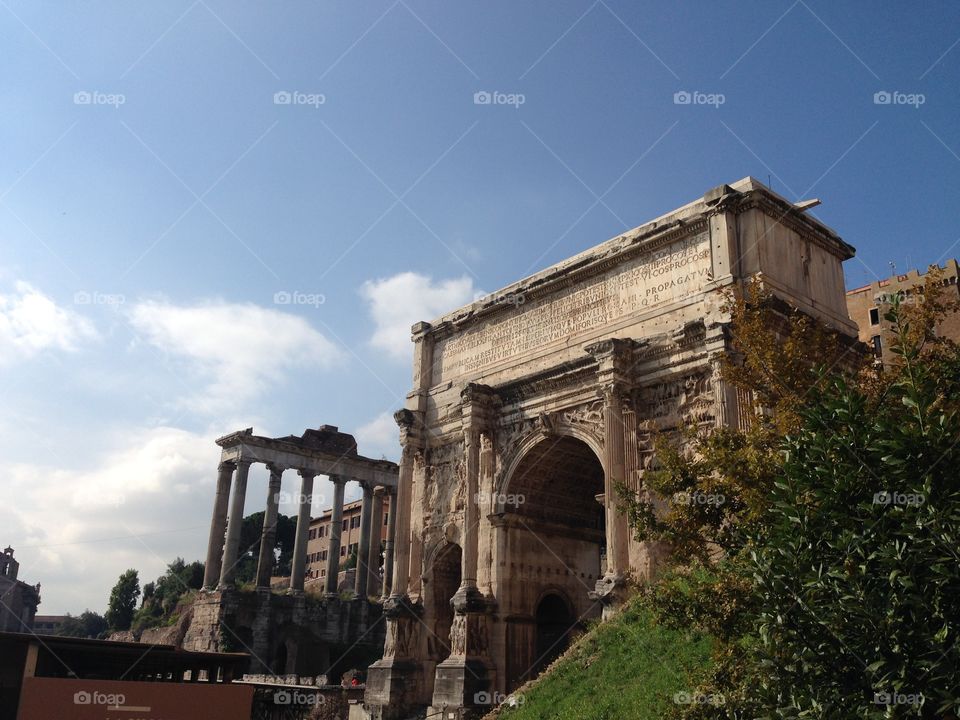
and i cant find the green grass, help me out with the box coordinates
[492,596,715,720]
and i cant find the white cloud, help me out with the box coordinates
[128,299,342,415]
[0,281,97,364]
[355,411,400,461]
[360,272,478,361]
[3,426,218,614]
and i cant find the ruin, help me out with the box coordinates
[362,178,859,719]
[0,547,40,633]
[183,425,398,680]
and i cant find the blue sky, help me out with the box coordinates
[2,1,958,614]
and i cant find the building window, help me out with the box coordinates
[383,512,389,526]
[318,526,325,538]
[309,529,316,540]
[871,335,882,357]
[869,307,880,325]
[321,569,325,577]
[342,519,348,531]
[340,546,346,557]
[351,516,361,529]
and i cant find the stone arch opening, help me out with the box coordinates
[500,434,605,690]
[533,592,575,677]
[273,640,287,675]
[428,542,461,665]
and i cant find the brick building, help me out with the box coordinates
[305,495,391,589]
[846,259,960,365]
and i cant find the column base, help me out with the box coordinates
[429,590,497,716]
[428,658,497,720]
[364,595,428,718]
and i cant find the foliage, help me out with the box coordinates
[58,610,108,639]
[105,569,140,631]
[750,299,960,718]
[341,547,358,571]
[234,511,297,584]
[619,277,960,718]
[620,279,864,564]
[132,557,204,634]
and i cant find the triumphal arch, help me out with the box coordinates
[364,178,858,719]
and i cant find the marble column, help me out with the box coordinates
[288,469,315,593]
[601,386,630,577]
[324,475,346,596]
[354,483,374,598]
[366,486,385,596]
[380,488,397,600]
[389,442,414,598]
[255,464,283,589]
[218,459,252,589]
[458,427,481,595]
[203,461,234,590]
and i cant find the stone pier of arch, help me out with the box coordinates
[362,178,861,719]
[182,425,400,680]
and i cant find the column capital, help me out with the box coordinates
[599,382,630,406]
[235,457,254,469]
[266,463,284,478]
[217,460,236,473]
[297,468,316,480]
[328,473,347,486]
[584,337,641,363]
[373,485,387,497]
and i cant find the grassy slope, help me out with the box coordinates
[490,596,715,720]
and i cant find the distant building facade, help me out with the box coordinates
[305,496,391,588]
[31,615,68,636]
[0,547,40,633]
[846,260,960,365]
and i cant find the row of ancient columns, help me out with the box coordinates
[202,459,396,599]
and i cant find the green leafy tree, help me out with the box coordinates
[752,300,960,718]
[621,280,862,563]
[234,511,296,584]
[105,569,140,631]
[58,610,108,638]
[621,279,960,719]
